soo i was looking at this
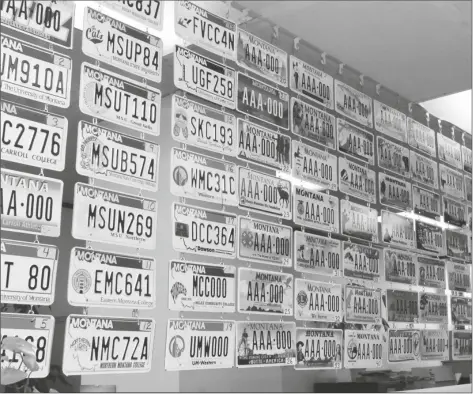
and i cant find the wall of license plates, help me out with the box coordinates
[0,0,472,391]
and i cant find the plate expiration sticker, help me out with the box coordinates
[420,330,449,361]
[462,145,472,173]
[386,290,419,323]
[447,261,471,292]
[345,285,382,324]
[439,164,464,200]
[413,186,440,220]
[417,256,445,290]
[339,157,376,203]
[451,297,472,326]
[0,99,68,171]
[236,321,296,368]
[100,0,164,31]
[438,133,462,170]
[344,330,384,369]
[295,232,341,276]
[451,331,472,360]
[337,118,374,165]
[377,136,410,177]
[340,200,379,243]
[71,183,157,250]
[465,175,472,202]
[1,168,63,237]
[373,100,407,142]
[388,330,420,363]
[381,210,415,249]
[1,240,58,306]
[67,248,156,309]
[418,293,448,324]
[342,242,381,282]
[238,267,293,316]
[168,261,236,313]
[410,151,438,189]
[379,173,412,211]
[445,229,469,261]
[295,328,343,370]
[442,196,467,228]
[415,221,445,256]
[335,80,373,128]
[295,279,342,322]
[407,118,436,157]
[238,216,292,267]
[384,248,417,285]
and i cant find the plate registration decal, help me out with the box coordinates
[417,256,445,290]
[442,196,467,227]
[335,80,373,128]
[381,210,415,249]
[410,151,438,189]
[439,164,464,200]
[340,200,378,243]
[447,261,471,292]
[384,249,417,285]
[295,232,341,276]
[445,229,469,261]
[419,293,448,324]
[379,173,412,211]
[342,242,381,282]
[388,330,420,363]
[377,136,410,177]
[295,328,343,370]
[337,118,374,165]
[295,279,342,322]
[451,331,472,360]
[412,186,440,220]
[420,330,449,361]
[339,157,376,203]
[345,285,382,324]
[438,133,462,170]
[344,330,384,369]
[451,297,472,325]
[100,0,164,31]
[407,118,436,157]
[386,289,419,323]
[373,100,407,142]
[415,221,445,256]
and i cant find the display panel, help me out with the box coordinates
[386,289,419,323]
[410,151,438,189]
[451,296,472,326]
[381,210,415,249]
[345,285,382,324]
[344,330,384,369]
[442,196,467,227]
[342,242,382,282]
[415,221,445,256]
[295,232,341,276]
[418,293,448,324]
[445,229,469,261]
[295,328,343,370]
[295,279,342,322]
[439,164,464,200]
[334,80,373,128]
[417,256,446,290]
[339,157,376,203]
[373,100,407,142]
[420,330,449,361]
[407,118,436,157]
[379,173,412,211]
[437,133,462,170]
[337,118,374,165]
[340,200,378,243]
[377,136,410,177]
[384,248,417,285]
[388,329,421,363]
[447,261,472,292]
[451,330,472,361]
[413,186,441,220]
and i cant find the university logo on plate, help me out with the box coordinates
[415,221,445,256]
[437,133,462,170]
[386,289,419,323]
[419,293,448,324]
[295,328,343,370]
[442,196,467,227]
[335,80,373,128]
[439,164,464,200]
[412,186,440,220]
[451,297,472,325]
[377,136,410,177]
[410,151,438,189]
[420,330,449,361]
[379,173,412,211]
[373,100,407,142]
[295,279,342,322]
[339,157,376,203]
[342,242,382,282]
[417,255,445,290]
[407,118,436,157]
[345,285,382,324]
[445,229,469,261]
[462,145,472,173]
[381,210,415,249]
[340,200,379,243]
[451,331,472,360]
[100,0,164,31]
[337,118,374,165]
[344,330,384,369]
[388,330,420,363]
[384,248,417,285]
[447,261,472,292]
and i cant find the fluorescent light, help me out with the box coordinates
[276,171,325,192]
[397,210,463,231]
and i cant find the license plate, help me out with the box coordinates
[379,173,412,211]
[342,242,381,282]
[451,331,472,360]
[289,56,333,109]
[238,267,293,316]
[340,200,379,243]
[1,34,72,108]
[377,136,410,177]
[295,232,341,276]
[381,210,415,249]
[447,261,472,292]
[439,164,464,200]
[236,321,295,368]
[238,216,292,267]
[344,330,384,369]
[292,140,338,191]
[437,133,462,170]
[464,175,472,202]
[384,248,417,285]
[172,202,236,259]
[445,229,469,261]
[337,118,374,165]
[417,255,445,289]
[63,315,155,375]
[76,121,159,191]
[373,100,407,142]
[171,94,237,156]
[407,117,436,157]
[412,186,440,220]
[1,168,63,236]
[238,118,292,172]
[237,72,289,129]
[170,147,237,206]
[388,330,420,362]
[238,167,292,219]
[72,183,157,249]
[1,313,54,378]
[345,285,381,324]
[295,279,342,322]
[419,293,448,324]
[442,196,467,227]
[451,297,472,325]
[415,221,445,256]
[386,289,419,323]
[82,7,163,82]
[174,45,235,109]
[1,1,74,48]
[294,187,339,232]
[100,0,164,31]
[335,80,373,128]
[462,145,472,173]
[410,151,438,189]
[68,247,156,309]
[339,157,376,203]
[0,99,67,171]
[421,330,449,361]
[168,260,236,312]
[295,328,343,370]
[1,239,58,305]
[237,29,287,86]
[290,97,336,149]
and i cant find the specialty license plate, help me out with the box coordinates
[384,248,417,285]
[1,313,54,378]
[451,331,472,360]
[342,242,381,282]
[419,293,448,324]
[339,157,376,203]
[290,97,336,149]
[295,232,342,276]
[100,0,164,31]
[373,100,407,142]
[335,80,373,128]
[63,315,155,375]
[439,164,464,200]
[1,239,58,305]
[238,118,292,172]
[0,99,67,171]
[1,168,63,236]
[344,330,384,369]
[415,221,445,256]
[413,186,440,220]
[451,297,472,325]
[462,145,472,173]
[465,175,472,202]
[340,200,379,243]
[386,289,419,323]
[174,45,235,109]
[171,94,237,156]
[1,0,75,48]
[410,151,438,189]
[76,121,159,191]
[1,34,72,108]
[165,319,235,370]
[238,216,292,267]
[381,210,415,249]
[172,202,236,259]
[293,187,339,232]
[417,255,446,289]
[295,279,342,322]
[407,118,436,157]
[68,247,156,309]
[72,183,157,249]
[236,321,296,368]
[170,147,238,206]
[447,261,472,292]
[445,229,469,261]
[168,260,236,312]
[337,118,374,165]
[238,267,293,316]
[82,7,163,82]
[238,167,292,219]
[289,56,334,109]
[345,285,382,324]
[443,196,467,227]
[379,173,412,211]
[377,136,410,177]
[437,133,462,170]
[295,328,343,370]
[388,330,420,362]
[292,140,338,191]
[421,330,449,361]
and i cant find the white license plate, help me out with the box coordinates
[170,147,237,206]
[0,99,67,171]
[76,121,159,191]
[377,136,410,177]
[1,239,58,305]
[379,173,412,211]
[68,247,156,309]
[1,313,55,378]
[419,293,448,324]
[295,232,341,276]
[443,196,467,227]
[82,7,162,82]
[384,248,417,285]
[238,216,292,267]
[451,297,472,325]
[381,210,415,249]
[171,94,237,156]
[447,261,472,292]
[1,34,71,108]
[388,330,420,362]
[462,145,472,173]
[295,328,343,370]
[172,202,236,258]
[387,289,419,323]
[174,45,235,109]
[437,133,462,170]
[439,164,464,200]
[452,331,472,360]
[415,221,445,256]
[340,200,378,243]
[1,168,63,236]
[410,151,438,189]
[373,100,407,142]
[412,186,440,220]
[417,256,445,289]
[295,279,342,322]
[337,118,374,165]
[445,229,469,261]
[100,0,164,31]
[464,175,472,202]
[72,183,157,249]
[335,80,373,128]
[339,157,376,203]
[292,140,337,190]
[420,330,449,361]
[63,315,155,375]
[407,117,436,157]
[345,285,381,324]
[342,242,381,282]
[344,330,384,369]
[79,63,161,135]
[1,1,75,48]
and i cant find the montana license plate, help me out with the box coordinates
[447,261,471,292]
[340,200,379,243]
[388,329,420,362]
[335,80,373,128]
[419,293,448,324]
[342,242,381,282]
[386,289,419,323]
[417,255,445,290]
[445,229,469,261]
[415,221,445,256]
[344,330,384,369]
[413,186,440,220]
[381,210,415,249]
[407,117,436,157]
[462,145,472,173]
[384,248,417,285]
[451,331,472,360]
[337,118,374,165]
[295,232,341,276]
[379,173,412,211]
[345,285,381,324]
[451,297,472,325]
[339,157,376,203]
[439,164,464,200]
[377,136,410,177]
[465,175,472,202]
[421,330,449,361]
[295,279,342,322]
[100,0,164,31]
[437,133,462,170]
[442,196,467,227]
[296,328,343,370]
[373,100,407,142]
[410,151,438,189]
